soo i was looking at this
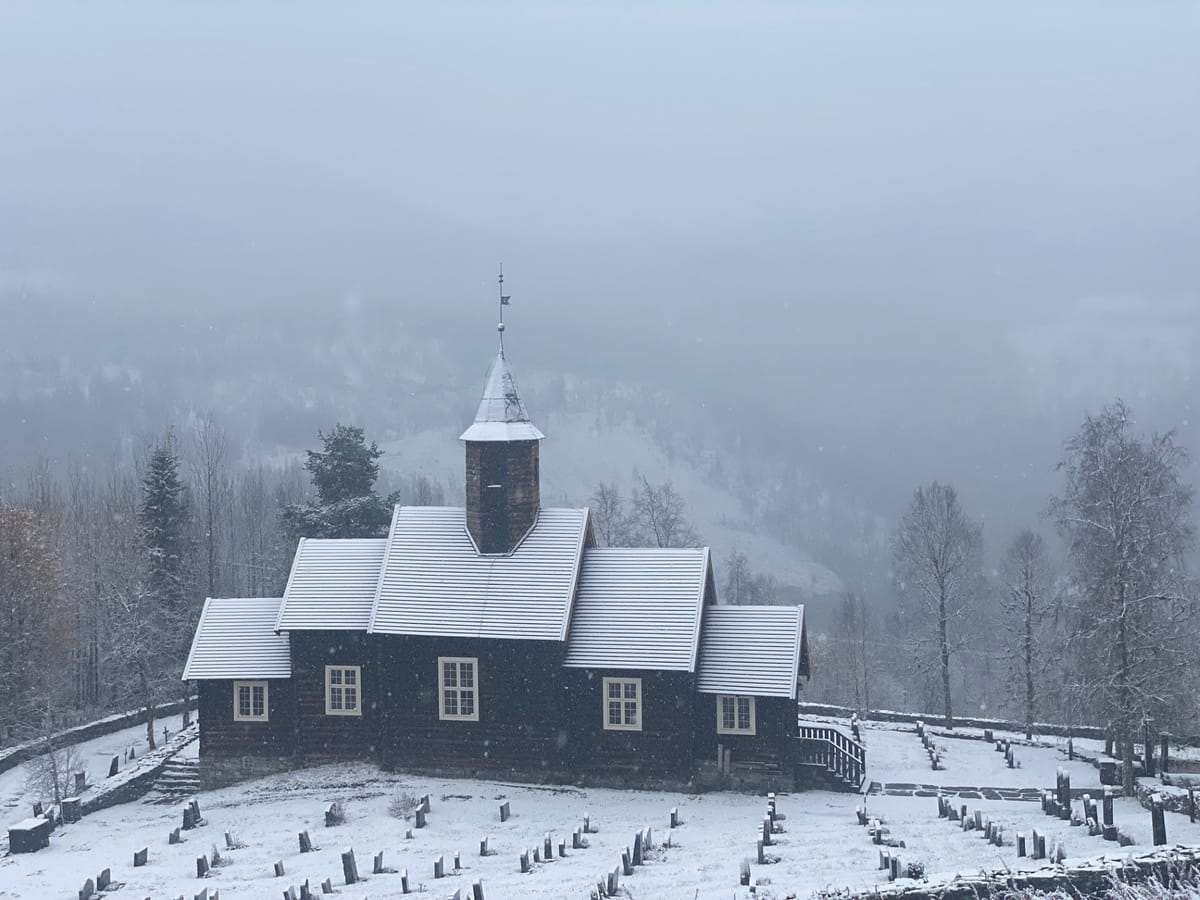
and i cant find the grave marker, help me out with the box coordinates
[197,855,209,878]
[134,847,148,867]
[97,868,111,891]
[434,854,445,878]
[108,756,119,777]
[500,801,510,823]
[299,831,313,853]
[1151,795,1167,846]
[342,848,359,885]
[740,859,751,886]
[79,878,95,900]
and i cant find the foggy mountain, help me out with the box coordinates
[2,1,1197,608]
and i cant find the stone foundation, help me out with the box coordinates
[199,755,297,790]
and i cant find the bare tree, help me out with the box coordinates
[589,482,633,547]
[1000,529,1055,740]
[892,482,982,728]
[837,592,871,711]
[630,475,698,548]
[190,413,230,598]
[724,548,753,603]
[1050,401,1195,795]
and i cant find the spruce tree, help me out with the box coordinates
[284,424,395,539]
[139,435,190,609]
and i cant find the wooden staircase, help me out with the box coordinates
[794,723,867,792]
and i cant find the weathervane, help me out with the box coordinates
[498,263,511,348]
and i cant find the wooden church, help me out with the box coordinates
[184,324,864,793]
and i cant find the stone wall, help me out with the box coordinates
[823,847,1200,900]
[0,696,197,778]
[797,701,1105,740]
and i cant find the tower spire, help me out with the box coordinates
[498,263,511,349]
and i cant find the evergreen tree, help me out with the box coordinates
[284,424,396,539]
[139,434,190,609]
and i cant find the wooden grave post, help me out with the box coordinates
[1151,795,1167,846]
[134,847,148,867]
[434,854,445,878]
[500,801,510,823]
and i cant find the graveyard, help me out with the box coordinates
[5,714,1200,898]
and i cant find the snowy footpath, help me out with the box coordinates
[3,718,1200,899]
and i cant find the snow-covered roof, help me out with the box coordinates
[695,605,806,699]
[459,347,545,443]
[275,538,388,631]
[183,598,292,680]
[369,506,588,641]
[563,547,710,671]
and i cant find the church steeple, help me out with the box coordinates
[461,269,543,554]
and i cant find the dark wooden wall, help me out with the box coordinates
[692,693,796,773]
[563,668,696,786]
[197,678,296,758]
[375,635,571,781]
[290,630,377,763]
[464,440,540,553]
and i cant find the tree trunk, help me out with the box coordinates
[1117,580,1133,796]
[1024,590,1034,741]
[1122,732,1136,796]
[939,585,953,729]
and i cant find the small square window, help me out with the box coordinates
[233,681,269,723]
[716,695,756,735]
[602,678,641,731]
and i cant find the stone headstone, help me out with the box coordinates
[134,847,148,866]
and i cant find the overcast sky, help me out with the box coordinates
[1,1,1197,532]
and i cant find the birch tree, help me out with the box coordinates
[1000,529,1055,739]
[630,475,699,548]
[892,482,982,728]
[1050,401,1195,795]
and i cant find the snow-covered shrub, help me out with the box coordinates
[388,790,419,820]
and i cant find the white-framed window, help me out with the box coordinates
[325,665,362,716]
[233,680,268,722]
[438,657,479,722]
[717,695,756,735]
[602,677,642,731]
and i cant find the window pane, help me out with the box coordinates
[253,686,265,717]
[459,663,474,688]
[608,700,621,724]
[608,682,621,699]
[721,697,735,730]
[238,686,250,717]
[444,690,458,716]
[624,700,638,725]
[344,668,356,686]
[345,687,357,710]
[624,682,637,699]
[461,690,474,717]
[738,698,751,729]
[329,669,342,685]
[331,686,342,710]
[443,662,457,688]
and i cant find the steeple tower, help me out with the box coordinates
[460,268,544,554]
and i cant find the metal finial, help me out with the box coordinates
[498,263,511,348]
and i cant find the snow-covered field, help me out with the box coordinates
[4,718,1200,899]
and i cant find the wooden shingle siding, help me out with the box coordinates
[465,440,541,554]
[564,669,696,786]
[376,636,571,781]
[290,631,376,762]
[197,678,296,758]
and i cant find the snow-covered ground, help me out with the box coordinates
[0,713,187,832]
[3,718,1200,899]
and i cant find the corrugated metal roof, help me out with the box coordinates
[459,348,545,443]
[183,597,292,680]
[562,547,709,671]
[275,538,388,631]
[369,506,588,641]
[695,605,805,699]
